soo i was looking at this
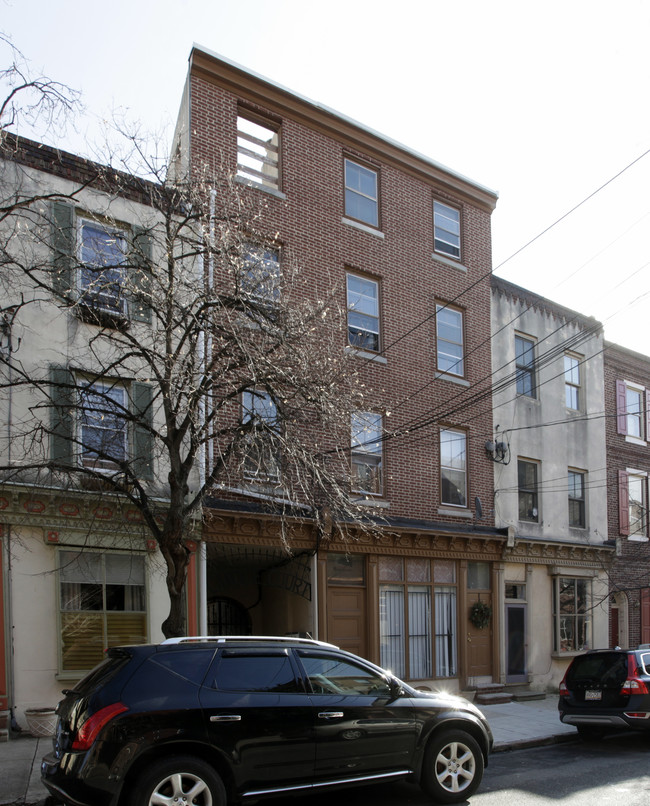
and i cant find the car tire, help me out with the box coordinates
[130,756,226,806]
[420,729,484,804]
[576,725,605,741]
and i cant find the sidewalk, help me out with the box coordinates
[0,697,576,806]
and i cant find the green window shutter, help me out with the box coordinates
[50,365,74,466]
[132,382,153,480]
[51,201,74,299]
[129,227,153,324]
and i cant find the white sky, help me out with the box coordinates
[3,0,650,352]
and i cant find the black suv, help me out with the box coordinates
[558,646,650,739]
[42,636,492,805]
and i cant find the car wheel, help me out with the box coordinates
[577,725,605,741]
[130,756,226,806]
[421,729,484,804]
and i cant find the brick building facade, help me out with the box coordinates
[604,341,650,647]
[176,47,506,689]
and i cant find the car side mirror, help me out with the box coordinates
[389,677,406,699]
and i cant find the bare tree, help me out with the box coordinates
[0,115,380,637]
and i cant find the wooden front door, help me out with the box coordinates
[467,593,493,678]
[326,586,367,659]
[641,589,650,645]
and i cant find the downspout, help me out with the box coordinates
[197,189,218,636]
[2,313,19,730]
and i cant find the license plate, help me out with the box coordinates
[585,690,602,701]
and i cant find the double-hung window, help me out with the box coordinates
[344,158,379,228]
[515,335,536,397]
[351,411,383,495]
[241,243,280,302]
[433,201,461,259]
[436,304,464,376]
[242,390,280,482]
[59,550,146,672]
[564,353,581,410]
[379,557,457,680]
[236,112,280,191]
[619,469,648,539]
[568,469,586,528]
[518,459,539,522]
[440,428,467,507]
[346,273,380,352]
[79,380,128,471]
[78,218,127,315]
[553,576,590,653]
[616,380,648,442]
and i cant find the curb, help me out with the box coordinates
[493,732,576,753]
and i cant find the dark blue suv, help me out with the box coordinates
[42,636,492,805]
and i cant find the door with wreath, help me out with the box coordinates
[466,562,493,680]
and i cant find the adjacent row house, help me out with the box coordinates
[1,47,648,736]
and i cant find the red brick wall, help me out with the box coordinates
[604,343,650,645]
[189,70,496,527]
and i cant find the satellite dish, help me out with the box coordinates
[475,496,483,520]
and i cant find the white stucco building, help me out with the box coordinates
[490,275,613,691]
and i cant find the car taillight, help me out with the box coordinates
[559,675,569,696]
[72,703,128,751]
[621,678,650,695]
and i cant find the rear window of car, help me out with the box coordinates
[567,652,628,686]
[638,653,650,674]
[209,649,302,693]
[72,652,130,694]
[149,649,216,685]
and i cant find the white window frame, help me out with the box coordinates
[553,576,591,654]
[433,200,461,260]
[344,158,379,228]
[346,272,380,353]
[564,353,582,411]
[436,304,464,376]
[236,112,280,191]
[625,382,645,443]
[351,411,383,496]
[79,379,128,471]
[627,468,648,540]
[440,428,467,508]
[77,218,127,315]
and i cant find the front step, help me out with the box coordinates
[473,683,512,705]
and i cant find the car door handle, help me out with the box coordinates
[210,714,242,722]
[318,711,344,720]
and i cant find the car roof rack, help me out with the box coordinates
[161,635,339,649]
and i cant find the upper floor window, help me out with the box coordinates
[347,273,380,352]
[79,380,128,471]
[518,459,539,522]
[568,469,586,528]
[564,353,581,410]
[436,304,464,376]
[237,112,280,191]
[351,411,383,495]
[78,218,127,316]
[619,469,648,539]
[242,390,280,482]
[433,201,461,259]
[616,380,647,442]
[515,335,536,397]
[51,202,152,326]
[440,428,467,507]
[241,243,280,302]
[344,158,378,228]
